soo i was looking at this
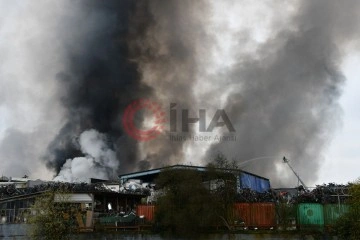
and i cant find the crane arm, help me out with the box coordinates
[283,157,308,190]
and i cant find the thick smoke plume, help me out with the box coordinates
[45,1,150,177]
[46,0,211,181]
[129,0,212,168]
[1,1,359,185]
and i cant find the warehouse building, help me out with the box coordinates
[0,180,146,226]
[119,164,271,193]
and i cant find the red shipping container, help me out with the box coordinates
[137,205,155,222]
[250,203,276,228]
[233,203,251,226]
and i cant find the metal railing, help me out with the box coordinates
[0,208,30,224]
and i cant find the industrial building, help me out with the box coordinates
[0,164,272,231]
[119,164,271,193]
[0,179,146,228]
[0,165,353,233]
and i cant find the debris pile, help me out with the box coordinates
[236,189,275,203]
[0,182,115,199]
[294,183,350,204]
[234,183,350,204]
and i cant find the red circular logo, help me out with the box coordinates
[122,99,166,141]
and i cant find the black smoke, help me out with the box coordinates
[41,0,360,186]
[45,0,152,175]
[44,0,211,177]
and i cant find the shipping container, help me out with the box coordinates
[233,203,275,228]
[297,203,324,230]
[323,204,349,226]
[251,203,276,228]
[233,203,251,226]
[137,205,155,222]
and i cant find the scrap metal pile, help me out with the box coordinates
[235,183,350,204]
[294,183,350,204]
[119,180,152,196]
[0,182,115,199]
[236,188,275,203]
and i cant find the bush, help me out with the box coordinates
[27,190,79,240]
[154,165,238,235]
[154,168,214,235]
[335,180,360,240]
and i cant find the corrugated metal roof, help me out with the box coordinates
[118,164,270,181]
[54,193,93,203]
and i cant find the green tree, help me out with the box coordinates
[27,190,79,240]
[205,164,237,229]
[154,168,215,235]
[208,152,238,170]
[154,154,239,234]
[335,180,360,240]
[276,200,295,230]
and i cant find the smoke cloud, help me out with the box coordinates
[54,129,118,182]
[130,0,212,168]
[45,0,212,179]
[0,1,71,179]
[205,0,360,186]
[0,0,359,186]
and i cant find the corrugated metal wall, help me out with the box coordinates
[251,203,276,227]
[234,203,251,225]
[234,203,275,228]
[137,205,155,222]
[297,203,324,230]
[323,204,349,226]
[133,203,349,229]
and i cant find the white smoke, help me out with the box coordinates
[54,129,118,182]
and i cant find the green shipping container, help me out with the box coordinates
[297,203,324,230]
[323,204,349,225]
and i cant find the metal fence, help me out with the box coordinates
[0,208,30,224]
